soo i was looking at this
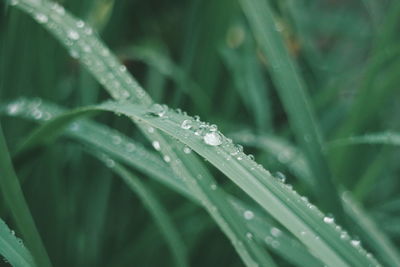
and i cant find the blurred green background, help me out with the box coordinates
[1,0,400,266]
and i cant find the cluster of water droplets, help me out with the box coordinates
[5,98,52,121]
[15,0,150,105]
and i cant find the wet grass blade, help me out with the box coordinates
[5,98,380,266]
[239,0,342,215]
[329,132,400,147]
[0,218,36,267]
[342,192,400,267]
[0,123,52,267]
[9,1,278,266]
[2,98,323,267]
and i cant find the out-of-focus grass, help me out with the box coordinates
[1,0,400,266]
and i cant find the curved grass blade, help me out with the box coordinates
[2,98,324,267]
[239,0,342,215]
[9,1,278,266]
[342,192,400,267]
[0,218,36,267]
[95,158,189,267]
[234,131,400,266]
[7,98,380,266]
[0,123,52,267]
[329,132,400,148]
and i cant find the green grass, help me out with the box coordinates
[1,0,399,266]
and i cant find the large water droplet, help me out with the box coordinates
[243,210,254,220]
[203,132,222,146]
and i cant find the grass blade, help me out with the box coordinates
[96,159,189,267]
[0,217,36,267]
[342,192,400,267]
[9,1,278,265]
[239,0,342,215]
[329,132,400,147]
[0,123,52,267]
[2,98,324,267]
[6,98,380,266]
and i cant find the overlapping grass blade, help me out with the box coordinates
[4,97,380,266]
[2,98,323,267]
[9,1,278,265]
[239,0,342,215]
[221,35,272,132]
[0,123,51,267]
[342,192,400,267]
[95,159,189,267]
[0,217,36,267]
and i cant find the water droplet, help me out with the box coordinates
[34,13,48,23]
[51,3,65,15]
[152,141,161,151]
[119,65,127,72]
[247,154,255,160]
[243,210,254,220]
[105,158,115,168]
[203,132,222,146]
[270,227,282,237]
[67,30,80,40]
[323,215,334,224]
[271,240,280,248]
[69,50,79,59]
[210,184,217,190]
[183,146,192,154]
[163,155,171,162]
[300,231,307,236]
[84,27,93,35]
[275,172,286,183]
[112,135,121,145]
[76,20,85,28]
[181,119,192,130]
[351,239,361,247]
[126,143,135,152]
[148,127,155,133]
[150,104,167,117]
[32,109,42,120]
[209,124,218,132]
[246,232,253,240]
[6,103,21,115]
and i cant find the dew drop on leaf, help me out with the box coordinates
[181,119,192,130]
[203,132,222,146]
[243,210,254,220]
[152,141,161,151]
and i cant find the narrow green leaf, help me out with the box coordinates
[0,217,36,267]
[342,192,400,267]
[2,98,323,267]
[10,1,278,266]
[8,98,379,266]
[239,0,342,215]
[329,132,400,147]
[97,160,189,267]
[0,123,51,267]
